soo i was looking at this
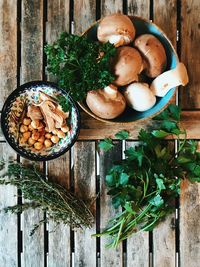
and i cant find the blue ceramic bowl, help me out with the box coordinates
[79,16,178,123]
[1,81,80,161]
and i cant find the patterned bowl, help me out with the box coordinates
[1,81,80,161]
[79,16,178,124]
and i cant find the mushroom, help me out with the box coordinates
[124,82,156,112]
[97,13,135,47]
[150,62,189,97]
[86,84,126,119]
[112,47,143,86]
[134,34,167,78]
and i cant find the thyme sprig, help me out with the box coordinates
[0,162,94,235]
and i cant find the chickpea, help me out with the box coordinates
[19,137,26,145]
[61,125,69,133]
[51,135,59,144]
[23,131,31,140]
[23,117,31,126]
[45,133,52,139]
[28,137,36,146]
[32,130,40,141]
[31,120,40,129]
[52,129,58,135]
[44,139,53,148]
[38,135,45,143]
[57,130,65,139]
[28,124,34,131]
[20,125,28,133]
[45,127,50,132]
[34,142,43,150]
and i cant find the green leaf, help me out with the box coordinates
[106,174,115,187]
[115,130,129,140]
[125,147,143,167]
[56,95,71,112]
[98,138,113,152]
[160,120,178,132]
[149,194,164,207]
[152,130,170,138]
[155,178,166,191]
[119,173,129,185]
[124,202,136,214]
[177,156,192,164]
[168,104,181,121]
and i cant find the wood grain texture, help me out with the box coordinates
[180,143,200,267]
[101,0,123,16]
[74,142,96,267]
[47,153,71,267]
[20,1,44,266]
[74,0,96,34]
[99,141,123,267]
[0,0,17,110]
[126,142,149,267]
[127,0,150,18]
[21,0,43,82]
[0,143,17,267]
[78,110,200,140]
[179,0,200,108]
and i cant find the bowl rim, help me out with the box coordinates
[78,15,179,124]
[1,80,81,161]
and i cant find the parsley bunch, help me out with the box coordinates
[95,105,200,248]
[45,32,116,101]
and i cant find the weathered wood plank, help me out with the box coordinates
[0,143,18,267]
[99,141,123,267]
[153,2,177,266]
[73,141,96,267]
[74,0,96,35]
[179,0,200,109]
[125,142,149,267]
[78,110,200,140]
[0,0,17,110]
[46,2,71,266]
[180,143,200,267]
[101,0,123,16]
[127,0,150,18]
[47,153,71,267]
[20,1,44,266]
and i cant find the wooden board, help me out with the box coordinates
[99,141,123,267]
[20,1,44,266]
[127,0,150,18]
[0,0,17,110]
[179,0,200,109]
[74,141,96,267]
[101,0,123,16]
[126,141,149,267]
[0,143,18,266]
[47,153,71,267]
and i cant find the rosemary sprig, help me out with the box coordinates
[0,162,94,235]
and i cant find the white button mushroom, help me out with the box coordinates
[86,84,126,119]
[97,14,135,47]
[150,62,189,97]
[134,34,167,78]
[112,47,143,86]
[124,83,156,112]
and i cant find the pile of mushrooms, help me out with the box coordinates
[86,13,189,119]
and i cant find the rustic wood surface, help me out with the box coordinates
[0,0,200,266]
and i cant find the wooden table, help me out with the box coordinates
[0,1,200,266]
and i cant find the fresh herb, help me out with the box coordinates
[0,162,94,235]
[115,130,129,140]
[93,104,200,247]
[56,95,71,112]
[98,138,114,152]
[45,32,116,101]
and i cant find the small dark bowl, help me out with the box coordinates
[1,81,80,161]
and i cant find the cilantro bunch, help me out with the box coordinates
[45,32,116,101]
[95,105,200,248]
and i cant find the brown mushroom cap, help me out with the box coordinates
[86,85,126,119]
[97,14,135,47]
[134,34,167,78]
[112,46,143,86]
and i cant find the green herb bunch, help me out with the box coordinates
[0,162,94,235]
[45,32,116,101]
[95,105,200,247]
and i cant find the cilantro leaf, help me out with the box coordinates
[125,147,143,167]
[152,130,170,138]
[149,194,164,207]
[115,130,129,140]
[119,173,129,185]
[98,138,113,152]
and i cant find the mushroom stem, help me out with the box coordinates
[150,62,189,97]
[103,84,118,99]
